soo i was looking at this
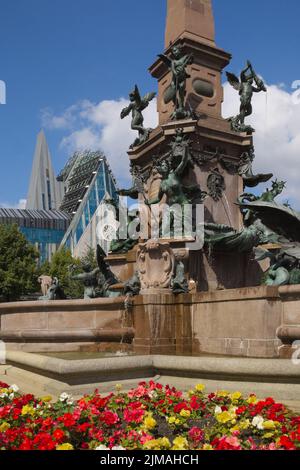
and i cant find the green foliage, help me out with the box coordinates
[80,246,97,270]
[0,224,40,302]
[40,248,84,299]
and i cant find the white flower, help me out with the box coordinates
[252,415,264,430]
[0,392,8,398]
[59,392,73,403]
[9,393,15,400]
[112,446,126,451]
[95,445,109,450]
[215,406,222,415]
[10,384,19,393]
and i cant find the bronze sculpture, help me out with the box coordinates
[226,61,266,134]
[159,45,193,120]
[238,147,273,188]
[69,245,119,298]
[121,85,156,149]
[38,277,66,301]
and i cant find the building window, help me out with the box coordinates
[47,179,52,210]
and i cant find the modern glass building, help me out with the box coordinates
[0,209,71,263]
[59,151,118,257]
[0,132,119,262]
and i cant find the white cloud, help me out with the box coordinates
[222,81,300,208]
[43,98,158,186]
[0,199,27,209]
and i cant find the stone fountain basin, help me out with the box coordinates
[2,351,300,412]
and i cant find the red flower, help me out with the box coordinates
[123,408,144,423]
[102,410,119,426]
[57,413,76,428]
[0,381,9,388]
[52,429,65,443]
[33,432,56,451]
[188,427,204,443]
[278,436,296,450]
[174,402,190,413]
[18,437,33,451]
[41,417,54,431]
[236,406,247,415]
[190,396,201,411]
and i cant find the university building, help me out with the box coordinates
[0,130,118,263]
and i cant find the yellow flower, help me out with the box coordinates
[143,414,157,430]
[172,437,189,450]
[56,443,74,451]
[230,419,250,433]
[247,395,258,404]
[180,409,191,418]
[143,440,158,450]
[115,384,123,392]
[203,444,213,450]
[168,416,176,424]
[144,438,171,450]
[195,384,205,393]
[0,422,10,432]
[159,438,171,449]
[263,420,276,430]
[216,411,232,424]
[21,405,35,416]
[264,432,274,439]
[216,390,230,398]
[230,391,242,402]
[40,395,52,403]
[167,416,181,425]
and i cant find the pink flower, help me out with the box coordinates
[188,427,204,443]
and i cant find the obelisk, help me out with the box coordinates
[165,0,215,47]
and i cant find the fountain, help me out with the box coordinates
[1,0,300,403]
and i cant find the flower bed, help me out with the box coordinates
[0,380,300,450]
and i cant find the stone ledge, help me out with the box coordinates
[5,351,300,384]
[0,328,134,343]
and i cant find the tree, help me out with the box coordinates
[0,224,40,302]
[80,246,97,270]
[41,248,84,299]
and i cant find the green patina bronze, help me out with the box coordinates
[105,198,139,255]
[38,277,66,301]
[171,261,189,295]
[159,45,193,121]
[226,61,266,134]
[146,131,206,207]
[69,245,119,298]
[121,85,156,149]
[238,146,273,188]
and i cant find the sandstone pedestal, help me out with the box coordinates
[277,286,300,359]
[133,287,282,358]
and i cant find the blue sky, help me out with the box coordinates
[1,0,300,207]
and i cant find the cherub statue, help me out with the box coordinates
[121,85,156,149]
[69,245,119,299]
[69,262,100,299]
[159,44,193,120]
[39,277,66,301]
[226,60,267,134]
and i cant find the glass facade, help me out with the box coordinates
[20,227,66,263]
[61,158,118,255]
